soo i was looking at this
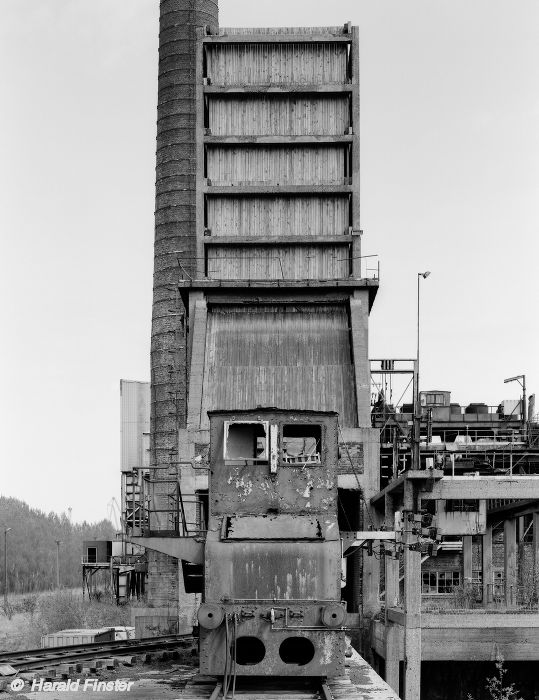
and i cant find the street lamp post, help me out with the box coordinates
[404,271,431,700]
[412,271,431,471]
[55,540,62,589]
[4,528,11,609]
[504,374,527,440]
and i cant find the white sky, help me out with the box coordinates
[0,1,537,522]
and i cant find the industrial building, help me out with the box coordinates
[117,1,539,698]
[80,380,150,607]
[129,0,381,640]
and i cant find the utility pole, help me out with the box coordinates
[55,540,62,589]
[4,528,11,609]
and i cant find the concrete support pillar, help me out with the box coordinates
[504,519,517,607]
[403,481,421,700]
[385,554,400,609]
[518,516,525,542]
[349,291,371,427]
[385,623,401,695]
[186,296,208,432]
[385,495,400,609]
[383,493,401,695]
[533,512,539,597]
[363,556,381,618]
[384,547,400,694]
[363,504,382,618]
[463,536,473,584]
[483,526,492,605]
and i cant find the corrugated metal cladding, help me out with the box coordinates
[120,380,150,473]
[208,96,349,136]
[201,305,357,428]
[207,196,350,237]
[206,245,350,280]
[206,44,349,85]
[207,146,346,186]
[217,26,347,35]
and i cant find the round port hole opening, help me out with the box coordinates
[233,637,266,666]
[279,637,315,666]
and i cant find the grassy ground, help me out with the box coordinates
[0,589,133,652]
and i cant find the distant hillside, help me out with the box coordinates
[0,496,115,593]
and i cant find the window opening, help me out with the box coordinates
[421,570,460,594]
[445,499,479,513]
[196,490,209,531]
[281,424,322,465]
[425,392,446,406]
[224,421,268,461]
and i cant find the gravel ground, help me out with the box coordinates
[0,655,199,699]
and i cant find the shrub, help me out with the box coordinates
[468,653,523,700]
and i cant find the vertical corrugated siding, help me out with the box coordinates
[207,44,348,85]
[120,380,151,472]
[208,96,349,135]
[207,196,349,237]
[218,27,347,35]
[207,146,345,185]
[201,305,357,428]
[206,245,349,280]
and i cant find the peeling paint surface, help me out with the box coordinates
[203,410,345,678]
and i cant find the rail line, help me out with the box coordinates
[0,634,194,671]
[181,675,365,700]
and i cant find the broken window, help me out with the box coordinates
[224,421,268,461]
[196,490,209,531]
[281,424,322,465]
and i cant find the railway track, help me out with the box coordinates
[181,675,363,700]
[0,634,194,671]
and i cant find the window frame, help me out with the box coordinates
[223,420,269,462]
[422,570,461,595]
[279,423,323,467]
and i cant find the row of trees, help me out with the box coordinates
[0,496,115,593]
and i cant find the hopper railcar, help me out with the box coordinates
[197,409,347,679]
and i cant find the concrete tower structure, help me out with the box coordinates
[132,0,381,638]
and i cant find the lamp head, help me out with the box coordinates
[504,375,524,384]
[419,271,431,279]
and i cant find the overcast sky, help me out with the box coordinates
[1,1,537,522]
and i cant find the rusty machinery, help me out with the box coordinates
[196,409,348,680]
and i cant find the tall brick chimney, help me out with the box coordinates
[151,0,218,475]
